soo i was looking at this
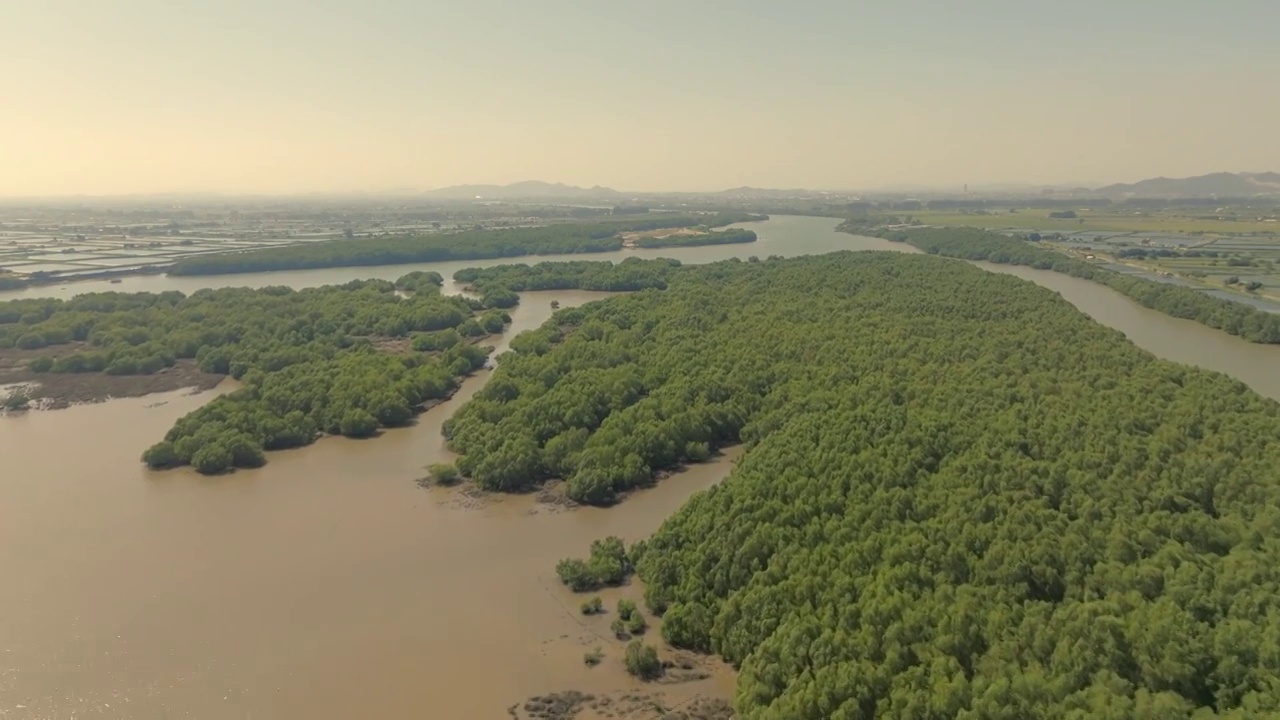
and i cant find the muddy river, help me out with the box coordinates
[1,292,736,719]
[5,216,1280,719]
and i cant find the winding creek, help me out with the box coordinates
[4,215,1280,719]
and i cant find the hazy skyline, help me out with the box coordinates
[4,0,1279,196]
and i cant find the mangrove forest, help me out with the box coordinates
[442,252,1280,718]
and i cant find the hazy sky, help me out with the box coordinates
[3,0,1279,195]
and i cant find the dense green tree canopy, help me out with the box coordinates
[454,257,682,295]
[872,226,1280,344]
[394,270,445,293]
[0,273,501,473]
[166,212,762,276]
[443,252,1280,718]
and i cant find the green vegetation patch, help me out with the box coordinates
[454,257,681,296]
[623,640,662,680]
[446,252,1280,716]
[0,273,503,474]
[632,227,758,249]
[166,212,761,276]
[555,536,633,591]
[902,207,1280,234]
[874,226,1280,343]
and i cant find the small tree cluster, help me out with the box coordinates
[579,596,604,615]
[555,536,632,592]
[623,640,662,680]
[614,598,647,636]
[3,390,31,411]
[426,463,460,486]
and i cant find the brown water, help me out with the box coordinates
[0,216,904,302]
[972,261,1280,401]
[6,216,1280,719]
[0,291,736,719]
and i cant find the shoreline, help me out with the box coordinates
[0,354,226,410]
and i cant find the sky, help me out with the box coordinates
[2,0,1279,196]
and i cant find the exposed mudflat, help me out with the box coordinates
[0,346,224,408]
[512,691,734,719]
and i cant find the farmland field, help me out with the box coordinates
[886,205,1280,308]
[1045,235,1280,309]
[910,207,1280,234]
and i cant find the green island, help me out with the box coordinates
[454,256,682,295]
[630,227,758,249]
[165,212,763,276]
[0,271,501,473]
[853,224,1280,344]
[443,252,1280,717]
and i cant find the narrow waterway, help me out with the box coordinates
[0,215,904,302]
[972,261,1280,401]
[0,291,736,719]
[5,215,1280,719]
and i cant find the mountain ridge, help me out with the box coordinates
[1095,171,1280,198]
[422,181,621,200]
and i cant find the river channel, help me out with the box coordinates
[4,215,1280,719]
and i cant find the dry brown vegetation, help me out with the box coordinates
[0,344,224,408]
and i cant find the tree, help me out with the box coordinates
[481,287,519,309]
[190,443,233,475]
[142,441,181,469]
[339,409,379,438]
[3,390,31,411]
[626,612,647,635]
[225,434,267,468]
[617,599,638,620]
[555,558,596,592]
[372,395,414,427]
[588,537,632,585]
[427,463,460,486]
[623,641,662,680]
[479,311,507,334]
[685,441,712,463]
[660,602,713,652]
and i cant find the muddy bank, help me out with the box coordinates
[422,449,741,514]
[0,335,499,411]
[2,288,743,719]
[0,347,224,408]
[509,573,738,720]
[513,691,734,719]
[490,451,744,719]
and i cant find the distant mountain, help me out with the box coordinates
[1095,172,1280,199]
[715,186,830,198]
[423,181,621,200]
